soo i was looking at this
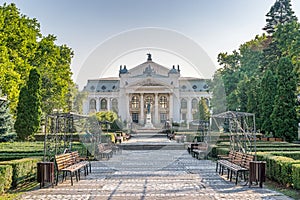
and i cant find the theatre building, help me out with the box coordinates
[82,54,211,128]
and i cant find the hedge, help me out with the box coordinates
[0,157,41,188]
[256,152,300,188]
[292,164,300,189]
[0,165,12,194]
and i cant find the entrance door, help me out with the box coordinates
[132,113,139,123]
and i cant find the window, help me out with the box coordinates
[192,98,198,109]
[160,113,167,123]
[182,113,187,121]
[192,85,197,89]
[100,99,107,110]
[181,99,187,109]
[101,85,106,90]
[159,96,168,108]
[181,85,186,90]
[131,96,139,109]
[132,113,139,123]
[89,99,96,111]
[112,98,118,112]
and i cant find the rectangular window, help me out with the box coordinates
[132,113,139,123]
[160,113,167,123]
[182,113,186,121]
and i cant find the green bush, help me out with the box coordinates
[256,153,300,187]
[0,165,12,194]
[271,152,300,160]
[292,164,300,189]
[0,157,41,188]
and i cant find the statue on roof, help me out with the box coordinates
[147,53,152,61]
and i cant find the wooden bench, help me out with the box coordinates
[191,142,208,159]
[97,143,113,160]
[70,151,91,175]
[216,151,254,185]
[55,152,90,186]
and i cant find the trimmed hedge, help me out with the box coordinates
[0,157,41,188]
[0,165,12,194]
[256,152,300,188]
[292,164,300,189]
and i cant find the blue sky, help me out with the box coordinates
[2,0,300,87]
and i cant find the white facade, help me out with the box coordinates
[82,54,211,127]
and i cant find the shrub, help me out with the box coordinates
[0,165,12,194]
[292,164,300,189]
[0,157,41,188]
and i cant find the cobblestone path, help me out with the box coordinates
[20,149,293,200]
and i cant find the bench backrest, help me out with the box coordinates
[70,151,80,163]
[232,152,244,165]
[196,142,209,151]
[241,154,254,169]
[55,153,73,171]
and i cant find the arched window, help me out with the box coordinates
[131,96,139,109]
[192,98,198,109]
[89,99,96,111]
[181,98,187,109]
[112,98,118,112]
[100,98,107,110]
[159,96,168,108]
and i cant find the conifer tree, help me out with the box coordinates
[14,68,42,140]
[263,0,297,34]
[260,70,277,135]
[271,57,297,141]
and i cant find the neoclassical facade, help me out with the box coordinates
[82,54,211,127]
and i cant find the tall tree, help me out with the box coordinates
[271,57,297,142]
[263,0,297,34]
[14,68,42,140]
[198,97,210,121]
[260,70,277,135]
[217,51,241,111]
[210,70,227,114]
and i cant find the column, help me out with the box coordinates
[107,98,111,111]
[169,93,173,121]
[155,93,159,124]
[187,97,192,129]
[125,93,130,124]
[96,98,100,111]
[140,93,144,125]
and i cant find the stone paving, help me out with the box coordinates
[20,133,293,200]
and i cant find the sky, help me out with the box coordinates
[2,0,300,88]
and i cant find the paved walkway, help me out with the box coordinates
[20,133,293,200]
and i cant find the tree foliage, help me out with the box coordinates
[0,3,74,119]
[198,98,210,121]
[271,57,297,142]
[211,0,299,141]
[260,70,277,134]
[14,68,42,140]
[263,0,297,34]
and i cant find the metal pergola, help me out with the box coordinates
[212,111,257,159]
[43,112,88,162]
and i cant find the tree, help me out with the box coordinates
[32,35,74,114]
[210,70,227,114]
[217,51,241,111]
[260,70,277,135]
[271,57,297,142]
[14,68,42,140]
[198,97,210,121]
[263,0,297,34]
